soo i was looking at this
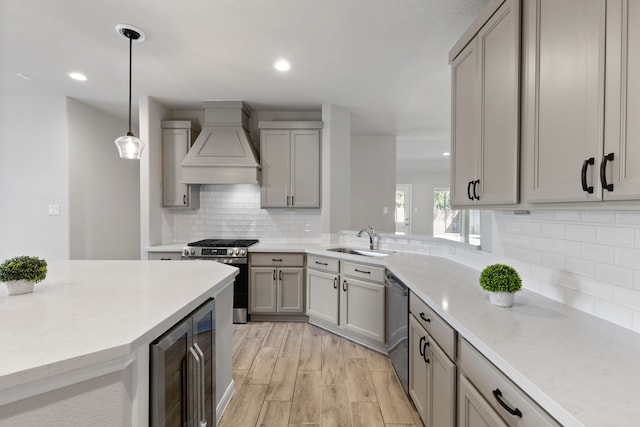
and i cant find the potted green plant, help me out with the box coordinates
[479,263,522,307]
[0,255,47,295]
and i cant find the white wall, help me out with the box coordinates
[0,96,69,261]
[396,172,450,236]
[321,104,351,233]
[139,96,170,255]
[350,136,396,233]
[67,99,140,260]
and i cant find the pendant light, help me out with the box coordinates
[114,24,146,159]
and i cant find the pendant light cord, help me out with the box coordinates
[127,35,133,135]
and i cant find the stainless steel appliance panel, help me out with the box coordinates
[386,271,409,395]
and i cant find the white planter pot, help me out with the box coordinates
[3,279,35,295]
[489,291,515,307]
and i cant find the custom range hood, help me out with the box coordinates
[181,101,260,184]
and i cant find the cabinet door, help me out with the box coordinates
[306,269,339,326]
[604,0,640,200]
[477,0,520,205]
[429,336,456,427]
[162,128,191,207]
[409,314,429,423]
[451,38,480,207]
[249,267,277,313]
[342,277,385,343]
[290,130,320,207]
[459,375,508,427]
[260,130,291,208]
[527,0,606,202]
[277,267,304,313]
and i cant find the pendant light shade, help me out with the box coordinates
[114,25,146,160]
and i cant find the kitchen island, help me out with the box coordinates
[0,260,237,427]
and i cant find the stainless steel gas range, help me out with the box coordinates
[182,239,259,323]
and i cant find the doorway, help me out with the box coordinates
[395,184,412,235]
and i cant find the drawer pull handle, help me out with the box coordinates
[315,261,329,266]
[492,388,523,418]
[272,258,283,262]
[160,258,172,261]
[333,277,338,289]
[419,312,431,323]
[354,268,371,274]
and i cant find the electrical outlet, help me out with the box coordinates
[383,206,389,214]
[48,204,60,216]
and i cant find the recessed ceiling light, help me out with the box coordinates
[274,59,291,72]
[442,152,451,157]
[68,72,87,81]
[15,73,33,81]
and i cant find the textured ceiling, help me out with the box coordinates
[1,0,488,170]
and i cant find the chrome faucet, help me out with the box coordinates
[357,226,378,250]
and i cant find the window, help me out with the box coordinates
[433,189,480,246]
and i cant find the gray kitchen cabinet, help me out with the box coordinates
[450,0,520,207]
[524,0,640,203]
[161,120,200,208]
[340,261,386,344]
[249,253,304,315]
[409,293,456,427]
[459,375,508,427]
[306,255,340,325]
[259,121,322,208]
[459,338,561,427]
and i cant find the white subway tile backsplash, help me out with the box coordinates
[581,211,614,224]
[564,289,596,314]
[595,264,634,288]
[579,278,614,301]
[612,287,640,311]
[615,211,640,226]
[565,224,596,242]
[614,247,640,269]
[594,299,633,329]
[542,253,565,270]
[580,243,614,264]
[596,227,635,248]
[554,211,580,222]
[565,257,596,278]
[542,223,565,238]
[554,240,581,257]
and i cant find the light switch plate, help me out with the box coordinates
[48,204,60,216]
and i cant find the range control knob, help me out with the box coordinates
[234,248,240,255]
[240,249,246,256]
[182,248,191,257]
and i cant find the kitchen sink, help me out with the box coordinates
[326,247,394,257]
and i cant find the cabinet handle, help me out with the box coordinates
[315,261,329,266]
[279,270,282,281]
[492,388,523,418]
[342,280,348,292]
[354,268,371,274]
[419,336,426,357]
[333,277,338,289]
[581,157,595,193]
[473,179,480,200]
[422,339,430,364]
[273,270,276,280]
[291,195,295,206]
[600,152,614,192]
[287,195,291,206]
[467,180,473,200]
[183,194,187,205]
[419,312,431,323]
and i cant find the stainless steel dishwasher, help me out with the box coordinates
[386,270,409,394]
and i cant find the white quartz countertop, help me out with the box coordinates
[243,243,640,427]
[0,260,237,403]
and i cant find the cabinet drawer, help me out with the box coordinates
[148,252,182,261]
[459,339,561,427]
[307,255,339,274]
[341,261,385,283]
[409,292,456,361]
[250,253,304,267]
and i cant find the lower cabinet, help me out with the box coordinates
[249,253,304,315]
[409,313,456,427]
[306,256,386,348]
[459,338,561,427]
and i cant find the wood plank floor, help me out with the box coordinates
[219,322,422,427]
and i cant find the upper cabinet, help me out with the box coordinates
[524,0,640,203]
[259,121,322,208]
[450,0,521,207]
[161,120,200,208]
